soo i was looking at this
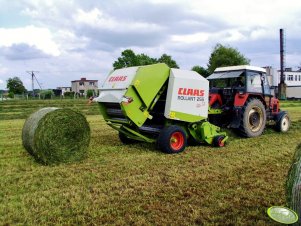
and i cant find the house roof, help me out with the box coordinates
[71,77,98,82]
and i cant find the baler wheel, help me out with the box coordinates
[157,125,187,154]
[213,135,225,147]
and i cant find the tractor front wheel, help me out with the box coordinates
[157,125,187,154]
[239,98,266,137]
[275,112,290,132]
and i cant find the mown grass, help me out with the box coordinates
[0,100,300,225]
[0,99,99,120]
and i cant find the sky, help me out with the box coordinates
[0,0,301,90]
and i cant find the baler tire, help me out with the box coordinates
[275,112,290,132]
[239,98,266,138]
[118,132,136,144]
[213,135,225,147]
[157,125,187,154]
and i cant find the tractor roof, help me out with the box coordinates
[214,65,266,73]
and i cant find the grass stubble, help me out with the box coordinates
[0,99,300,225]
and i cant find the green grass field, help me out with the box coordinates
[0,99,99,120]
[0,99,301,225]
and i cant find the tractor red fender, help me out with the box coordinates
[209,93,222,107]
[234,93,249,107]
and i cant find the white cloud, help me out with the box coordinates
[0,64,8,74]
[171,32,209,44]
[223,30,246,42]
[53,30,89,53]
[74,8,105,26]
[74,8,163,32]
[250,29,270,40]
[171,29,247,46]
[189,0,301,27]
[0,26,60,56]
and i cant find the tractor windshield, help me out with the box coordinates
[208,70,245,88]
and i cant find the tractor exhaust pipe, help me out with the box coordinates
[278,28,286,100]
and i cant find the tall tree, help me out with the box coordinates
[113,49,138,69]
[191,65,210,77]
[6,77,27,94]
[136,53,157,66]
[207,44,250,74]
[157,54,179,68]
[113,49,157,69]
[113,49,179,69]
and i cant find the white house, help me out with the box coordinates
[280,68,301,87]
[279,68,301,99]
[71,77,98,96]
[265,67,301,99]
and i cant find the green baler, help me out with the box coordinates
[95,63,227,153]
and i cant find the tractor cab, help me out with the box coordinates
[208,65,271,108]
[207,65,289,138]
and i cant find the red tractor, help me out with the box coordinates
[207,65,290,137]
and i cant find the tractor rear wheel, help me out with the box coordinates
[157,125,187,154]
[275,112,290,132]
[239,98,266,137]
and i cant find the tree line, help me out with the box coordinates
[113,43,250,76]
[113,50,179,69]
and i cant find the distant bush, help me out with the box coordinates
[40,90,54,99]
[63,91,75,98]
[8,92,14,98]
[86,90,94,98]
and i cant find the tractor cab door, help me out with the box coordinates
[246,71,271,96]
[246,70,272,109]
[261,73,272,96]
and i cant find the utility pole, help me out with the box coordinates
[26,71,40,97]
[278,28,286,100]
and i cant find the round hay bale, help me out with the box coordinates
[22,107,90,165]
[286,143,301,219]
